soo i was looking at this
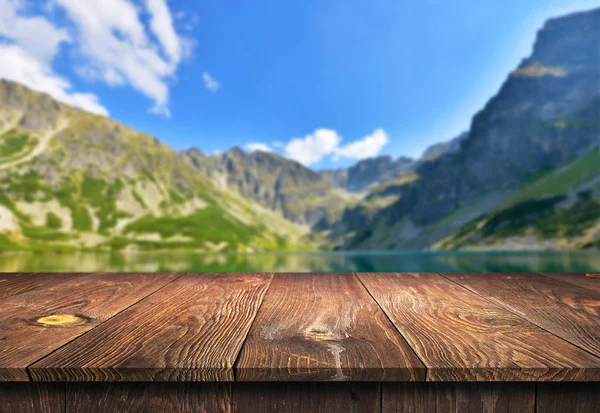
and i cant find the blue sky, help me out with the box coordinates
[1,0,598,169]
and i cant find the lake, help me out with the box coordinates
[0,250,599,272]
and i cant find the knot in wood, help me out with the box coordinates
[36,314,84,326]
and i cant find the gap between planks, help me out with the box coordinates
[29,273,275,382]
[3,272,598,383]
[354,272,430,373]
[439,272,600,360]
[234,272,425,381]
[231,273,277,382]
[358,272,600,382]
[440,272,600,362]
[537,272,600,294]
[21,273,186,382]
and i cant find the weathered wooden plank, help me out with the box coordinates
[5,382,599,413]
[66,383,231,413]
[31,273,273,382]
[359,272,600,381]
[236,273,425,381]
[0,383,65,413]
[540,272,600,293]
[445,272,600,359]
[0,272,178,381]
[0,272,81,300]
[233,383,380,413]
[382,383,535,413]
[536,383,600,413]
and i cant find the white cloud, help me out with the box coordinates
[0,0,189,117]
[284,129,342,166]
[272,141,283,148]
[0,1,107,115]
[245,142,273,153]
[202,72,220,93]
[282,128,389,166]
[145,0,182,63]
[74,66,126,87]
[0,0,70,63]
[335,128,389,160]
[54,0,188,116]
[0,44,108,115]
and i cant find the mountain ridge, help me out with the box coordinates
[1,7,599,252]
[334,6,600,250]
[0,80,310,252]
[183,145,358,228]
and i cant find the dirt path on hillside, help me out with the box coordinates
[0,118,70,170]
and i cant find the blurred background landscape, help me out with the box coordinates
[0,1,598,271]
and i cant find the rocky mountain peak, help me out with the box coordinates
[338,6,600,250]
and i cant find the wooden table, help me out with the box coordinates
[1,272,599,412]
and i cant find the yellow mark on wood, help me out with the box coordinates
[36,314,83,326]
[586,273,600,278]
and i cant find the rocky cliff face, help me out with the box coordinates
[320,156,415,193]
[340,7,600,250]
[184,147,356,228]
[419,132,468,162]
[318,132,466,196]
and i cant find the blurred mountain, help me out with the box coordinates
[317,131,467,197]
[434,147,600,250]
[183,147,357,228]
[335,7,600,250]
[319,156,415,193]
[0,7,598,252]
[419,132,468,162]
[0,80,308,252]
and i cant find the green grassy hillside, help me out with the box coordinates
[435,148,600,250]
[0,80,310,253]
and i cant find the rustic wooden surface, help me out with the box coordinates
[536,383,600,413]
[233,382,381,413]
[358,272,600,381]
[31,273,272,382]
[66,383,232,413]
[0,272,178,381]
[444,272,600,359]
[541,272,600,293]
[236,273,425,381]
[0,272,599,383]
[0,272,80,299]
[0,383,65,413]
[381,383,535,413]
[5,382,600,413]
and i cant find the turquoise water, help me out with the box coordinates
[0,251,598,272]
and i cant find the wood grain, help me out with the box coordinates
[3,272,600,385]
[382,383,535,413]
[66,383,231,413]
[0,272,178,381]
[540,272,600,293]
[0,383,65,413]
[359,272,600,381]
[31,273,273,382]
[4,382,598,413]
[0,272,81,300]
[236,273,425,381]
[536,383,600,413]
[445,272,600,359]
[233,382,380,413]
